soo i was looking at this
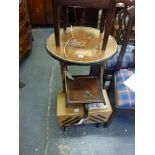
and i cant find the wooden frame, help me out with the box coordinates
[90,6,135,92]
[103,6,135,127]
[103,72,135,127]
[106,5,135,93]
[65,76,105,104]
[46,25,118,107]
[57,90,113,130]
[49,0,117,98]
[90,3,135,88]
[51,0,116,50]
[46,26,118,65]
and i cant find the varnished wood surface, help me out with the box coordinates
[56,90,112,126]
[57,92,84,117]
[19,0,32,60]
[66,76,104,104]
[25,0,134,26]
[26,0,62,26]
[46,26,117,65]
[89,90,112,114]
[57,91,84,126]
[27,0,64,25]
[58,0,111,9]
[87,90,112,123]
[26,0,47,25]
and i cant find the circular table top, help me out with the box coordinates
[46,26,117,65]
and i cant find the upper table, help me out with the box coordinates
[46,26,117,65]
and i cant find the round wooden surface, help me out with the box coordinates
[46,26,117,65]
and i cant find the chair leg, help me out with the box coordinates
[107,74,114,95]
[103,70,108,89]
[99,9,106,33]
[62,126,66,131]
[63,6,68,31]
[51,0,60,46]
[99,63,105,88]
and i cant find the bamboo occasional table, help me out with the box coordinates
[46,26,117,107]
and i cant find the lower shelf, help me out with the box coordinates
[65,76,104,104]
[56,89,112,127]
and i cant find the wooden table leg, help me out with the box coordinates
[99,63,105,88]
[60,62,67,92]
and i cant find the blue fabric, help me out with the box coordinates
[115,69,135,109]
[106,45,134,69]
